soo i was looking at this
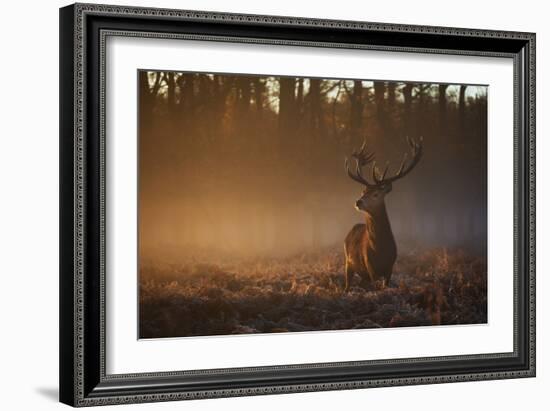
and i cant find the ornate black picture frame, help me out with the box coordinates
[59,3,535,407]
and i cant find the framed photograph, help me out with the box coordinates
[59,3,535,407]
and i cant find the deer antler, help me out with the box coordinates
[345,139,377,187]
[380,136,423,185]
[345,136,423,187]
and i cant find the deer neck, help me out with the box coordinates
[365,204,395,245]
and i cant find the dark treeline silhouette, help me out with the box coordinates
[138,71,487,260]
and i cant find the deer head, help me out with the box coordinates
[345,136,423,215]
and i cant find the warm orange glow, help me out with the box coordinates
[138,70,488,338]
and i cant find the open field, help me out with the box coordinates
[139,247,487,338]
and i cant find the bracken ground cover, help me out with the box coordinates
[139,247,487,338]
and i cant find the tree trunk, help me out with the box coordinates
[438,84,449,134]
[253,78,265,113]
[374,81,386,134]
[210,75,228,140]
[278,77,296,157]
[386,82,397,136]
[309,78,324,136]
[349,80,364,143]
[139,71,150,106]
[458,85,467,136]
[296,78,304,109]
[166,72,176,110]
[387,82,397,110]
[238,77,251,113]
[139,72,154,132]
[403,83,414,135]
[180,75,194,108]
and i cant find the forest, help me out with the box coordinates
[138,70,488,338]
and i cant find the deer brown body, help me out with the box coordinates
[344,137,423,291]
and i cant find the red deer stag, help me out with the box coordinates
[344,137,423,291]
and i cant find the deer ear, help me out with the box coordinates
[382,183,392,193]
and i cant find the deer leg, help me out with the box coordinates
[359,275,371,290]
[383,267,393,288]
[357,265,375,290]
[344,262,353,292]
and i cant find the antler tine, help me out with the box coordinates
[356,158,373,186]
[385,136,423,184]
[381,162,389,180]
[371,161,389,185]
[352,140,375,166]
[345,157,355,179]
[346,137,421,188]
[345,157,372,186]
[372,161,378,184]
[345,139,377,187]
[415,136,424,153]
[396,153,408,176]
[345,158,358,183]
[346,136,423,188]
[357,139,367,155]
[365,152,376,164]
